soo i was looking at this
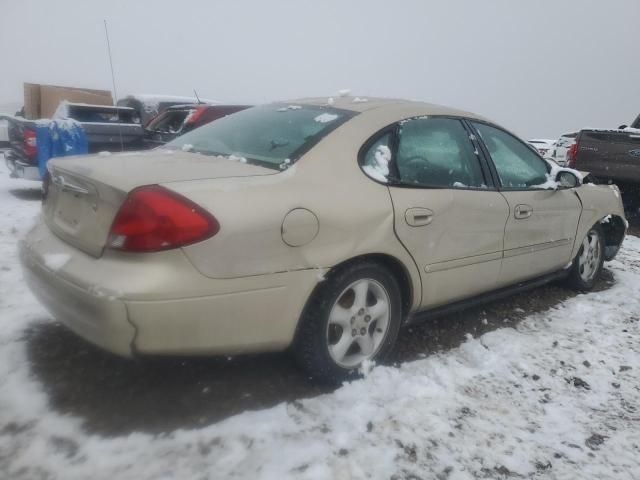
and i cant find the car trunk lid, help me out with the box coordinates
[44,151,276,257]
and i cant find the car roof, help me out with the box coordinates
[288,96,488,120]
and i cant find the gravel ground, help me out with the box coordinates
[16,189,637,438]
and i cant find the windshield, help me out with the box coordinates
[164,104,355,169]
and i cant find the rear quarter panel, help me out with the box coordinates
[168,107,426,309]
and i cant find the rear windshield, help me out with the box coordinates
[146,109,192,133]
[164,104,355,169]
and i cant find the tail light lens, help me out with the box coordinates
[107,185,220,252]
[24,128,37,159]
[566,142,578,168]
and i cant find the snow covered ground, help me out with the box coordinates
[0,159,639,479]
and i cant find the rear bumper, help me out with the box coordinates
[5,151,40,180]
[19,220,322,357]
[20,228,136,356]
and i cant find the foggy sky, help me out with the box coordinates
[1,0,639,138]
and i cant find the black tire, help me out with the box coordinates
[292,261,403,384]
[566,224,605,291]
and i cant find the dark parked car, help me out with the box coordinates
[143,104,250,147]
[116,95,219,126]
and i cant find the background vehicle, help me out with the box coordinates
[527,138,556,158]
[550,132,578,166]
[56,103,145,152]
[567,113,640,192]
[568,116,640,215]
[143,104,250,147]
[0,118,8,150]
[2,103,144,180]
[20,98,626,383]
[117,94,218,126]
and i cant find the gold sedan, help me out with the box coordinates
[20,97,626,383]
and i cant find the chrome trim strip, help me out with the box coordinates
[425,251,502,273]
[503,238,571,259]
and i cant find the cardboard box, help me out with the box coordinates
[23,83,113,119]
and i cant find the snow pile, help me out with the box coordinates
[0,158,639,479]
[228,154,248,163]
[277,105,302,112]
[363,145,392,183]
[42,253,71,271]
[314,113,339,124]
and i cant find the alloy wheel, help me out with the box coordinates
[325,278,391,368]
[578,231,601,283]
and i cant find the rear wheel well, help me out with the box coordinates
[322,254,413,320]
[599,214,626,261]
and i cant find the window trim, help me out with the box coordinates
[466,119,554,192]
[357,116,497,191]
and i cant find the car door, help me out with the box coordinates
[470,121,582,286]
[365,117,510,309]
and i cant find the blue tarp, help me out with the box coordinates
[35,119,88,179]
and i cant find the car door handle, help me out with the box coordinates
[405,208,434,227]
[514,204,533,219]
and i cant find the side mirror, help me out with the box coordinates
[618,125,628,130]
[556,170,580,188]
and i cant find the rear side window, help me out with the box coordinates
[165,104,355,169]
[473,122,549,189]
[146,109,191,133]
[395,118,485,188]
[362,133,393,183]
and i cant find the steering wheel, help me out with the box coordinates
[402,155,431,183]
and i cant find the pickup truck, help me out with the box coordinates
[568,113,640,214]
[567,113,640,185]
[2,103,144,180]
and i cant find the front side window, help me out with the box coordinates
[395,117,485,188]
[472,122,549,189]
[165,104,355,169]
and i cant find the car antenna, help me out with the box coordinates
[103,19,125,152]
[193,89,203,104]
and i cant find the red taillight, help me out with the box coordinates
[566,142,579,168]
[107,185,220,252]
[24,128,37,158]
